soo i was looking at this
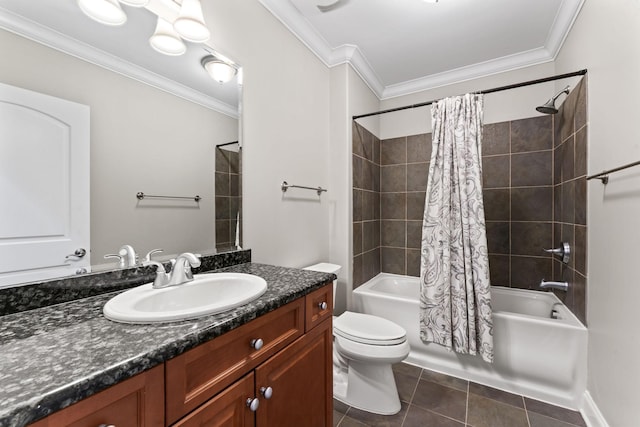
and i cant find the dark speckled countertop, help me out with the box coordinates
[0,263,335,427]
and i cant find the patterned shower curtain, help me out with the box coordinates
[419,93,494,363]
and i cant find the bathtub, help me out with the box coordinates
[353,273,587,409]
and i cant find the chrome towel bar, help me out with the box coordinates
[281,181,327,196]
[136,192,201,202]
[587,159,640,184]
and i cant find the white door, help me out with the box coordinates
[0,82,90,287]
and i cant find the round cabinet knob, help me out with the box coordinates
[98,424,115,427]
[260,386,273,399]
[246,397,260,412]
[318,301,328,310]
[251,338,264,350]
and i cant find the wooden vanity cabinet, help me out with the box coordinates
[168,284,333,427]
[173,317,332,427]
[27,284,333,427]
[165,297,306,424]
[28,364,164,427]
[255,316,332,427]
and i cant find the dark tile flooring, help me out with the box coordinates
[333,363,587,427]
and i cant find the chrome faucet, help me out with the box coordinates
[104,244,138,268]
[539,279,569,292]
[167,253,202,286]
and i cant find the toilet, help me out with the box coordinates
[303,263,410,415]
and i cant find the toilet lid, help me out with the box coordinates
[334,312,406,345]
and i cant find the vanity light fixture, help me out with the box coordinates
[173,0,210,43]
[201,56,237,83]
[77,0,127,26]
[150,17,187,56]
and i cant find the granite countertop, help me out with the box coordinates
[0,263,335,427]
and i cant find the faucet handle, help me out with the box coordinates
[143,260,170,288]
[143,248,163,263]
[543,242,570,264]
[104,253,125,268]
[143,260,166,273]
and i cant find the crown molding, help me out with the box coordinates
[259,0,584,101]
[258,0,335,66]
[0,7,239,118]
[546,0,586,60]
[258,0,386,97]
[381,47,553,100]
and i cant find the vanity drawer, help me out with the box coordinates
[165,298,305,424]
[305,284,333,332]
[28,365,164,427]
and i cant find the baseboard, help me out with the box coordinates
[581,390,609,427]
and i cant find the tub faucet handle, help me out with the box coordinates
[543,242,570,264]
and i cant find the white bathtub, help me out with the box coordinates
[353,273,587,409]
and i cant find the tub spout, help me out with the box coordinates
[539,279,569,292]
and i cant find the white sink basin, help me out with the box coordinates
[103,272,268,324]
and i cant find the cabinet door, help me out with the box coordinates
[28,365,164,427]
[166,299,304,424]
[173,373,256,427]
[305,284,333,332]
[255,318,332,427]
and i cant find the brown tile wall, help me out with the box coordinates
[483,116,555,291]
[552,77,588,324]
[215,147,242,251]
[353,77,587,322]
[352,122,381,288]
[378,133,431,278]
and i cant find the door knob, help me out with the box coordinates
[65,248,87,259]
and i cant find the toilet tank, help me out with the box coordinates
[303,263,341,307]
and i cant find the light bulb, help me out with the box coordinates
[202,56,237,83]
[77,0,127,26]
[174,0,210,43]
[150,17,186,56]
[119,0,149,6]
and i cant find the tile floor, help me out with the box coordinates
[333,363,587,427]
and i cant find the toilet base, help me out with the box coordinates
[333,359,402,415]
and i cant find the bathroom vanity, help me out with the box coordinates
[0,261,334,427]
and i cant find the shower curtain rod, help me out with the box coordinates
[352,69,588,120]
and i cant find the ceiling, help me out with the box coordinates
[259,0,585,99]
[0,0,240,117]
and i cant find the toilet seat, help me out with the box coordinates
[334,312,406,345]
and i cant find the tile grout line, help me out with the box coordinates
[465,381,470,426]
[523,396,532,427]
[399,368,423,427]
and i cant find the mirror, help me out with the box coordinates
[0,0,242,287]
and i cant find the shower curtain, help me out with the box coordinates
[419,93,494,363]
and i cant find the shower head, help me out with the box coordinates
[536,85,571,114]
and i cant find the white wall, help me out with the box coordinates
[555,1,640,426]
[378,62,556,139]
[328,64,380,313]
[205,0,332,269]
[0,28,238,266]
